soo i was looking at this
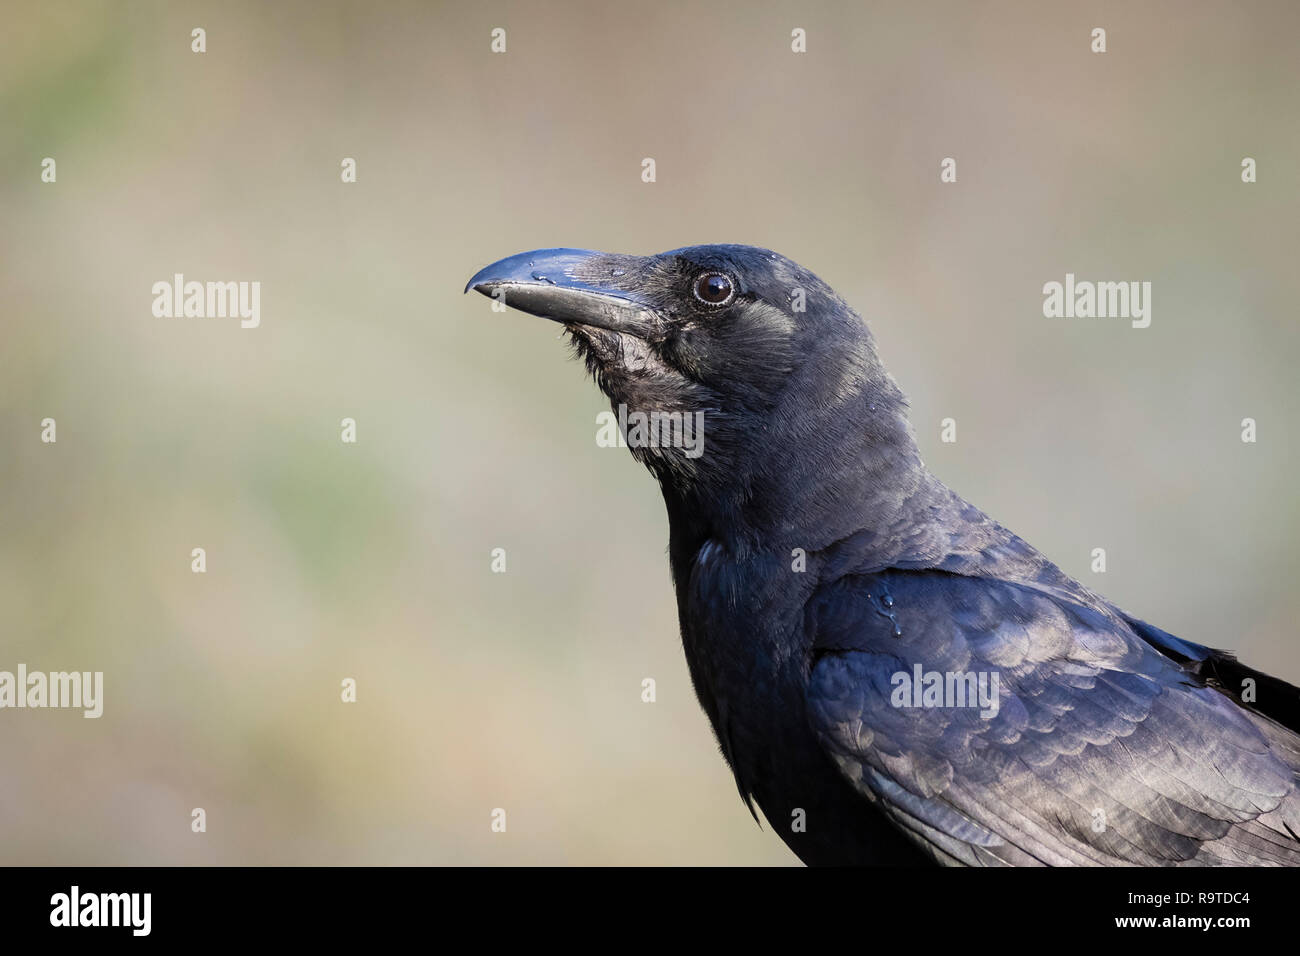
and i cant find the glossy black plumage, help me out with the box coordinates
[468,244,1300,865]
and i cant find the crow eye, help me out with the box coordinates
[693,272,735,306]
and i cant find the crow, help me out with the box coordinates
[466,245,1300,866]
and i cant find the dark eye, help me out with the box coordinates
[693,272,735,306]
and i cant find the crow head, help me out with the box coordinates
[467,245,921,549]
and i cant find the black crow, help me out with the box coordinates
[466,245,1300,866]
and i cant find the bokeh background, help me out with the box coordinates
[1,0,1296,865]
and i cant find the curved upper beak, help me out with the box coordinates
[465,248,657,336]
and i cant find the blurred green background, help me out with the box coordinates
[0,0,1296,864]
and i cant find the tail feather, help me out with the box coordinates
[1124,614,1300,735]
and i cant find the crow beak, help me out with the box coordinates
[465,248,658,336]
